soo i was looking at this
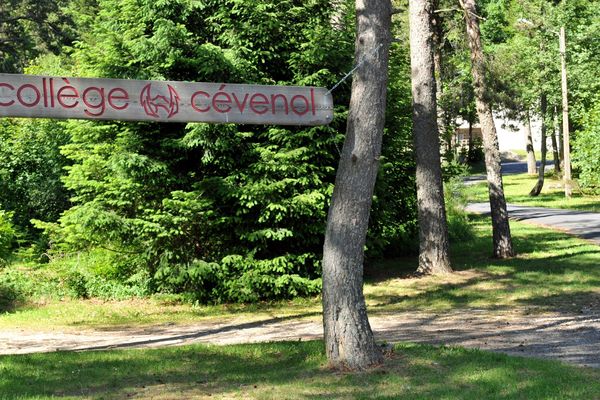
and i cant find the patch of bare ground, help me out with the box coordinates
[2,307,599,368]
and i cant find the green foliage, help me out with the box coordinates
[574,101,600,193]
[0,0,75,72]
[0,117,72,239]
[48,249,151,300]
[442,159,470,181]
[155,253,321,303]
[28,0,417,303]
[481,0,514,44]
[0,210,17,265]
[444,177,475,243]
[0,271,25,312]
[368,39,419,258]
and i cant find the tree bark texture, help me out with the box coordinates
[467,118,474,160]
[525,113,537,175]
[321,0,392,370]
[557,106,564,172]
[432,0,448,145]
[330,0,347,31]
[551,106,561,173]
[530,94,548,196]
[560,26,572,197]
[409,0,452,275]
[459,0,514,258]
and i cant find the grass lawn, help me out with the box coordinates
[2,340,600,399]
[2,215,600,330]
[465,172,600,212]
[2,179,600,399]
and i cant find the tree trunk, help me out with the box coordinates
[551,105,561,173]
[459,0,514,258]
[330,0,346,31]
[409,0,452,275]
[467,117,474,160]
[525,113,536,175]
[530,94,548,196]
[321,0,391,370]
[557,106,564,173]
[560,26,572,198]
[432,0,448,149]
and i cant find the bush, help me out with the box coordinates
[54,250,151,300]
[442,159,470,181]
[0,269,30,311]
[0,210,17,265]
[444,177,475,242]
[574,103,600,193]
[32,0,418,304]
[154,253,321,304]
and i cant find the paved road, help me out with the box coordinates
[463,161,554,185]
[502,160,554,174]
[466,203,600,245]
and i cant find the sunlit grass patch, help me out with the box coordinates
[2,213,600,330]
[465,172,600,212]
[1,341,600,399]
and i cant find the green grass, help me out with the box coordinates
[0,293,321,331]
[2,215,600,330]
[507,149,539,160]
[364,215,600,314]
[2,340,600,399]
[465,172,600,212]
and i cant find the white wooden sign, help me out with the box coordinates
[0,74,334,126]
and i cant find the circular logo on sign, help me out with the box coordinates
[140,83,180,118]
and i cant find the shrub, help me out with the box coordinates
[32,0,418,304]
[444,177,475,242]
[154,253,321,304]
[0,269,30,311]
[573,103,600,193]
[41,249,151,300]
[0,210,17,265]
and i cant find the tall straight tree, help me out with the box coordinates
[321,0,392,370]
[409,0,452,274]
[530,94,548,196]
[459,0,514,258]
[524,113,537,175]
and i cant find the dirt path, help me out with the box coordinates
[2,309,599,368]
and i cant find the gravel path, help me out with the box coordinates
[2,310,600,368]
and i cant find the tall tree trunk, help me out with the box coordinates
[330,0,346,30]
[432,0,447,149]
[551,105,561,173]
[409,0,452,275]
[467,116,474,160]
[559,26,572,197]
[459,0,514,258]
[530,94,548,196]
[321,0,391,370]
[557,106,564,173]
[525,112,536,175]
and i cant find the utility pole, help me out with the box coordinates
[559,26,572,197]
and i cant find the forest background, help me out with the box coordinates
[1,0,599,306]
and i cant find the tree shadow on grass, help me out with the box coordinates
[2,341,600,399]
[366,214,600,314]
[62,311,322,351]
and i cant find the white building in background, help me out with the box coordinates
[453,115,545,152]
